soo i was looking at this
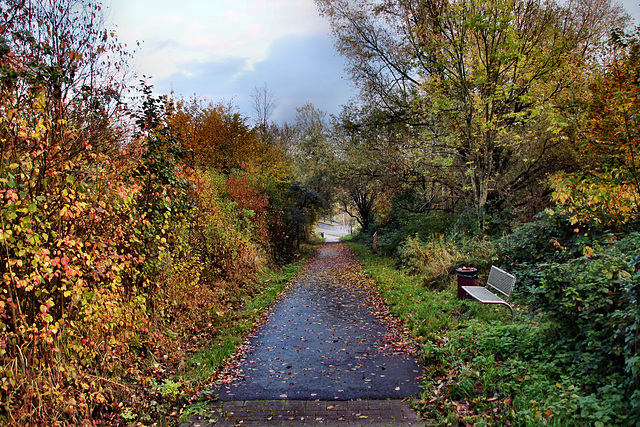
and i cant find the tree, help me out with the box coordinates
[338,175,380,231]
[250,83,278,132]
[331,103,403,231]
[334,100,456,221]
[283,182,326,249]
[0,0,131,150]
[1,0,135,324]
[550,27,640,226]
[0,1,154,422]
[289,102,337,212]
[316,0,628,227]
[166,95,291,182]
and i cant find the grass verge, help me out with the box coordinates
[175,240,320,423]
[345,240,512,341]
[344,241,567,426]
[346,240,637,426]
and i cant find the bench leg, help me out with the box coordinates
[494,301,515,319]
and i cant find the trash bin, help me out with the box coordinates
[456,267,478,299]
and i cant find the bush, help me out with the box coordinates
[0,35,288,427]
[420,321,639,426]
[397,235,462,288]
[397,234,498,289]
[498,210,600,265]
[499,214,640,424]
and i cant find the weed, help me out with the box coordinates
[346,237,639,426]
[178,399,212,424]
[156,379,181,398]
[121,407,137,421]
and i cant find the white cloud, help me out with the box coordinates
[108,0,330,79]
[107,0,353,122]
[153,33,354,123]
[110,0,640,124]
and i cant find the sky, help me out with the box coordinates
[108,0,640,125]
[107,0,355,124]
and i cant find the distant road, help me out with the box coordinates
[315,221,350,242]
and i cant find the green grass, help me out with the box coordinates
[178,242,318,387]
[345,240,638,426]
[345,241,512,343]
[344,241,551,426]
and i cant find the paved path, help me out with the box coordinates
[314,221,349,243]
[182,399,424,426]
[180,243,426,426]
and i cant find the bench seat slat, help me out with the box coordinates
[461,286,507,304]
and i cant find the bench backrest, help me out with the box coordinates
[487,266,516,301]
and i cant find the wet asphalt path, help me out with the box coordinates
[212,243,423,401]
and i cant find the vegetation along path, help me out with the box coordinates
[180,242,426,426]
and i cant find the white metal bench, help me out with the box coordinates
[462,266,516,318]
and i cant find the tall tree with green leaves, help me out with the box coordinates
[317,0,628,228]
[332,102,410,231]
[290,102,337,212]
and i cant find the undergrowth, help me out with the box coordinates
[396,234,498,289]
[345,240,509,350]
[345,234,639,427]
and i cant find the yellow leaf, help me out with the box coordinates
[35,91,46,113]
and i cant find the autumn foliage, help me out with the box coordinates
[3,0,638,424]
[0,1,297,425]
[550,27,640,225]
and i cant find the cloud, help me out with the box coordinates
[113,0,639,125]
[153,33,355,123]
[109,0,355,122]
[110,0,330,80]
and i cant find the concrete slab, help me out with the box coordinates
[179,399,428,426]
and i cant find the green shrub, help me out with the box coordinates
[352,209,639,425]
[396,234,499,289]
[397,235,462,288]
[499,214,640,425]
[419,322,639,426]
[498,210,597,265]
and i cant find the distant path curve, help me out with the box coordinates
[315,221,350,242]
